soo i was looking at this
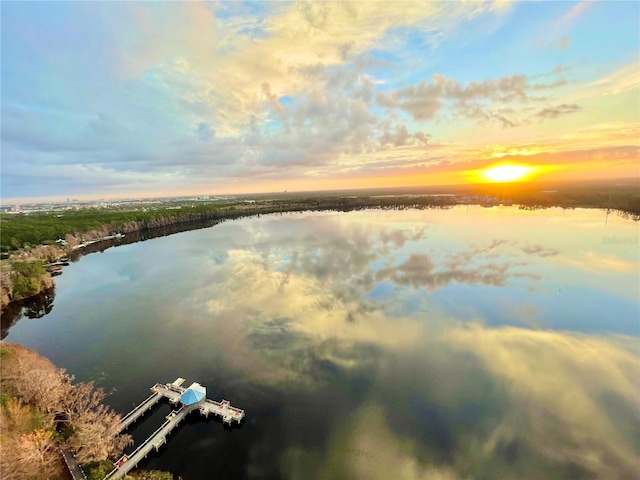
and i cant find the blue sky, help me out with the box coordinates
[2,1,638,201]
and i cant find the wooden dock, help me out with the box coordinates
[117,392,161,433]
[151,383,245,425]
[103,378,244,479]
[104,405,196,480]
[117,378,186,433]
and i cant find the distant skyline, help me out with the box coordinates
[2,1,639,202]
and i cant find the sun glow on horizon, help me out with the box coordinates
[479,164,538,183]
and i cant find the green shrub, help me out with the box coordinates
[13,275,41,299]
[13,261,45,277]
[85,461,115,480]
[12,261,46,299]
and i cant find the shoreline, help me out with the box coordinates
[2,198,638,314]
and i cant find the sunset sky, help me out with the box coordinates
[2,0,639,201]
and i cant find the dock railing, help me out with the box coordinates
[105,405,196,480]
[103,378,244,480]
[118,392,161,432]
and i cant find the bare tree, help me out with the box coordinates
[56,380,130,461]
[1,344,132,468]
[57,380,105,423]
[67,406,132,463]
[1,344,68,413]
[16,429,59,478]
[64,233,79,248]
[0,397,58,480]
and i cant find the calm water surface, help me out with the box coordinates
[5,207,640,479]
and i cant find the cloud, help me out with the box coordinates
[369,238,558,290]
[376,73,568,127]
[375,252,535,290]
[379,125,430,148]
[457,103,520,128]
[116,1,506,137]
[552,64,567,75]
[476,143,639,170]
[182,215,431,383]
[194,122,215,142]
[1,1,637,199]
[520,244,558,257]
[531,78,567,90]
[535,103,580,119]
[535,35,571,50]
[554,35,570,49]
[378,73,532,106]
[558,0,595,26]
[261,83,284,113]
[447,325,640,479]
[112,210,637,479]
[316,403,463,480]
[377,80,444,120]
[276,321,640,480]
[558,251,639,274]
[581,63,640,98]
[203,248,425,384]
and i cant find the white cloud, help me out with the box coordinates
[585,63,640,97]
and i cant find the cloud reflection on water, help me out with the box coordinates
[447,325,640,479]
[179,208,638,479]
[4,208,636,479]
[206,248,425,385]
[274,322,639,479]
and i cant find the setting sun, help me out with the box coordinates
[480,164,536,183]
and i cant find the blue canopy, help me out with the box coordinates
[180,384,206,405]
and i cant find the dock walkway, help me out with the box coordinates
[61,449,87,480]
[118,392,161,433]
[102,378,244,480]
[105,405,196,480]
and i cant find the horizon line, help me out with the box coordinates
[2,176,639,206]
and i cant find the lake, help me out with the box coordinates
[4,206,639,479]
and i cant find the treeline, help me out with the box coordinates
[2,189,638,256]
[472,180,640,217]
[0,343,179,480]
[0,196,457,254]
[1,206,223,253]
[513,190,640,215]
